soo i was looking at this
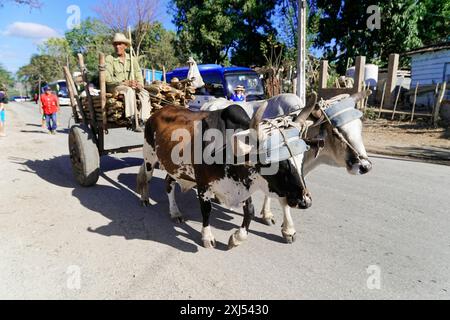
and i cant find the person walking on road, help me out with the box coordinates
[0,85,8,137]
[40,87,59,135]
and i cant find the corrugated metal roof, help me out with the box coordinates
[404,42,450,56]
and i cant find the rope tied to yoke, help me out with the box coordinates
[260,117,309,193]
[317,95,366,162]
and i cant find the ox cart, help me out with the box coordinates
[64,53,197,187]
[64,53,145,187]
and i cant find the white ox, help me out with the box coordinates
[199,92,373,242]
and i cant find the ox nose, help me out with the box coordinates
[359,159,373,175]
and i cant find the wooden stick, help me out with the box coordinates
[99,53,107,129]
[378,81,387,119]
[163,66,166,83]
[410,82,419,122]
[78,53,98,137]
[63,66,80,123]
[433,81,447,127]
[391,77,403,120]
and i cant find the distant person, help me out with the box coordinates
[0,85,8,137]
[230,85,246,102]
[105,33,151,132]
[40,87,59,135]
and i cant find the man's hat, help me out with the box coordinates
[234,85,245,92]
[113,33,131,47]
[44,87,51,91]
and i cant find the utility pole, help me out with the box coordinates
[296,0,307,106]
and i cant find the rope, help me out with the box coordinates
[318,99,366,162]
[262,119,308,193]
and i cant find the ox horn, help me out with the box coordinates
[250,101,269,139]
[295,91,318,124]
[350,89,372,103]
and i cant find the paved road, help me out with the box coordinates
[1,102,449,299]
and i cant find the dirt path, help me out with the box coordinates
[363,119,450,164]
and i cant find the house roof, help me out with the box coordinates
[404,42,450,56]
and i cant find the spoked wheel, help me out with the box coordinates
[68,125,100,187]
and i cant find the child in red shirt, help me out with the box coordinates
[40,87,59,134]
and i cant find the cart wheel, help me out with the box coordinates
[69,125,100,187]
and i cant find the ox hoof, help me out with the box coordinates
[282,231,297,244]
[171,216,185,224]
[262,217,276,226]
[228,235,239,250]
[203,239,216,249]
[140,200,150,207]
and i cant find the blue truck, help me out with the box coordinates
[166,64,265,110]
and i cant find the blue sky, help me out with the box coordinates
[0,0,174,74]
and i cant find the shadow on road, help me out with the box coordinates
[386,146,450,162]
[12,154,259,252]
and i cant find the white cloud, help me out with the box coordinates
[3,22,60,39]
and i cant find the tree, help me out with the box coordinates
[138,22,184,70]
[65,18,113,75]
[38,38,77,71]
[17,55,61,88]
[0,64,14,88]
[419,0,450,45]
[314,0,424,72]
[170,0,278,66]
[93,0,160,57]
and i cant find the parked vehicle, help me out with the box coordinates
[42,80,71,106]
[11,96,31,102]
[166,64,265,110]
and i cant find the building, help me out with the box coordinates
[405,43,450,87]
[404,43,450,110]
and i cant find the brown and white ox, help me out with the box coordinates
[201,91,373,242]
[136,103,316,249]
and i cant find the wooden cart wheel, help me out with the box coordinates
[69,125,100,187]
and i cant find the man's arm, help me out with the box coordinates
[105,55,123,86]
[133,59,144,87]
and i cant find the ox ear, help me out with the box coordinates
[350,89,372,103]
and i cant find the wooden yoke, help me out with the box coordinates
[99,53,107,129]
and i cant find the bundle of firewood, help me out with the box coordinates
[81,94,130,126]
[79,79,197,125]
[146,79,196,111]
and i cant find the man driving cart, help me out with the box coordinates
[105,33,151,132]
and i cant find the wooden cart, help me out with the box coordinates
[64,53,143,187]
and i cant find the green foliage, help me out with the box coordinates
[138,22,184,70]
[17,54,61,87]
[418,0,450,45]
[0,64,14,89]
[38,38,77,73]
[314,0,424,73]
[65,18,113,75]
[363,107,378,121]
[170,0,278,66]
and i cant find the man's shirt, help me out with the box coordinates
[41,94,59,115]
[105,53,144,89]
